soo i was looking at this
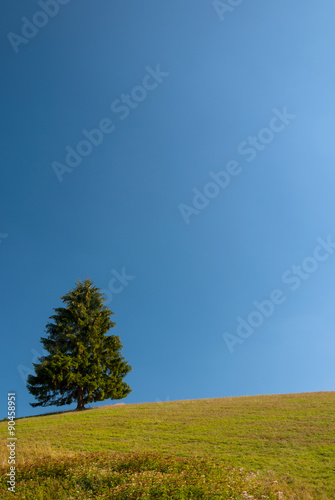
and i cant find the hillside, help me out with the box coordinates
[1,391,335,499]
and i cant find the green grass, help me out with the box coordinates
[1,392,334,498]
[0,452,286,499]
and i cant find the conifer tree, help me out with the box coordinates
[27,279,132,410]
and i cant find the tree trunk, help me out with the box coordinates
[76,386,85,410]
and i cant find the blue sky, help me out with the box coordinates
[1,1,335,418]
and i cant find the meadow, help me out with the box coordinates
[1,391,334,499]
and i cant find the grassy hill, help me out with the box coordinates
[1,391,334,499]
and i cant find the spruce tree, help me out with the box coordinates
[27,278,132,410]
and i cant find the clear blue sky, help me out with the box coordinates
[1,1,335,418]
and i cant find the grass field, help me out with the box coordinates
[1,391,334,499]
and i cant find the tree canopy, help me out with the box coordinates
[27,278,132,410]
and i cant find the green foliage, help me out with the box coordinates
[0,452,286,499]
[26,278,132,409]
[3,392,334,498]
